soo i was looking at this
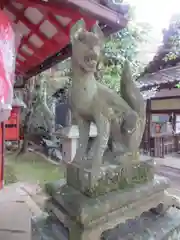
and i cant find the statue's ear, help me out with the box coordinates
[92,23,104,42]
[70,19,86,43]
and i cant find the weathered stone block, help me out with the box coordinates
[66,158,154,197]
[45,176,171,240]
[33,207,180,240]
[45,175,169,227]
[102,207,180,240]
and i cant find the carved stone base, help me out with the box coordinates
[66,158,154,197]
[102,207,180,240]
[32,208,180,240]
[45,176,170,240]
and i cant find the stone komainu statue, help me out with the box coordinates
[69,20,146,171]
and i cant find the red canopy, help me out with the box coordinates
[1,0,128,87]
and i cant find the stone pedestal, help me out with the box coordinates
[45,176,170,240]
[44,157,176,240]
[32,207,180,240]
[66,158,154,197]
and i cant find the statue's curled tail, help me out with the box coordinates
[118,61,146,152]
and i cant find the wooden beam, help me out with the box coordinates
[151,109,180,114]
[15,0,87,20]
[147,99,151,153]
[151,95,180,100]
[20,0,127,29]
[63,0,128,28]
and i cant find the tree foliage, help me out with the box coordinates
[96,9,152,91]
[21,73,56,137]
[143,13,180,75]
[163,13,180,61]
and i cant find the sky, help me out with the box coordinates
[129,0,180,38]
[125,0,180,61]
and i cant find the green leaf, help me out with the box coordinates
[176,83,180,88]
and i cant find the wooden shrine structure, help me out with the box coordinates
[139,59,180,158]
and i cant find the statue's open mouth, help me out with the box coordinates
[84,55,97,67]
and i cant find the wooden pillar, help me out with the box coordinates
[173,113,176,132]
[146,99,151,154]
[161,137,165,158]
[173,113,177,152]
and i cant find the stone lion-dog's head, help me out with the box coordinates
[70,20,104,73]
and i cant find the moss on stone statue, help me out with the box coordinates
[84,163,152,197]
[131,151,140,161]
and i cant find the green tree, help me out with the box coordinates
[19,72,56,154]
[163,13,180,61]
[144,13,180,75]
[97,9,152,91]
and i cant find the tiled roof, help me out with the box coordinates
[138,65,180,91]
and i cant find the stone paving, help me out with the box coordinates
[102,207,180,240]
[152,154,180,199]
[154,154,180,169]
[141,153,180,169]
[0,183,32,240]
